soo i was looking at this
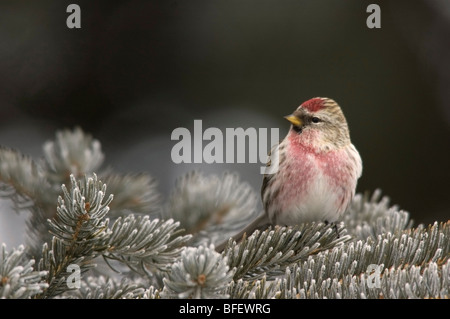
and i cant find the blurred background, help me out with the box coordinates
[1,0,449,247]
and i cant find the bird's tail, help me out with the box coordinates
[215,214,270,252]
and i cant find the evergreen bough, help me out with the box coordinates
[0,127,448,299]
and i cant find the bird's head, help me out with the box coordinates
[284,97,351,151]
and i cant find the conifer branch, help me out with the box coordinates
[102,173,162,216]
[35,174,189,298]
[69,276,146,299]
[164,171,260,247]
[105,216,191,272]
[0,147,49,211]
[1,127,448,299]
[0,244,48,299]
[162,245,235,299]
[223,222,349,280]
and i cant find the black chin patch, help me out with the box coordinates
[293,125,302,134]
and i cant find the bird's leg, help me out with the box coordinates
[324,220,340,238]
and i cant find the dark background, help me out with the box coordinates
[0,1,449,246]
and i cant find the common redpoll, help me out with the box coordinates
[217,97,362,251]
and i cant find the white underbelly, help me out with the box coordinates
[276,170,341,225]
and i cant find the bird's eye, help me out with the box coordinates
[311,117,321,123]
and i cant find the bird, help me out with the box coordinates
[216,97,362,252]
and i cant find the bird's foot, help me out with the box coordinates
[324,220,340,238]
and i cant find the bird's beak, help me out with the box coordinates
[284,114,302,127]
